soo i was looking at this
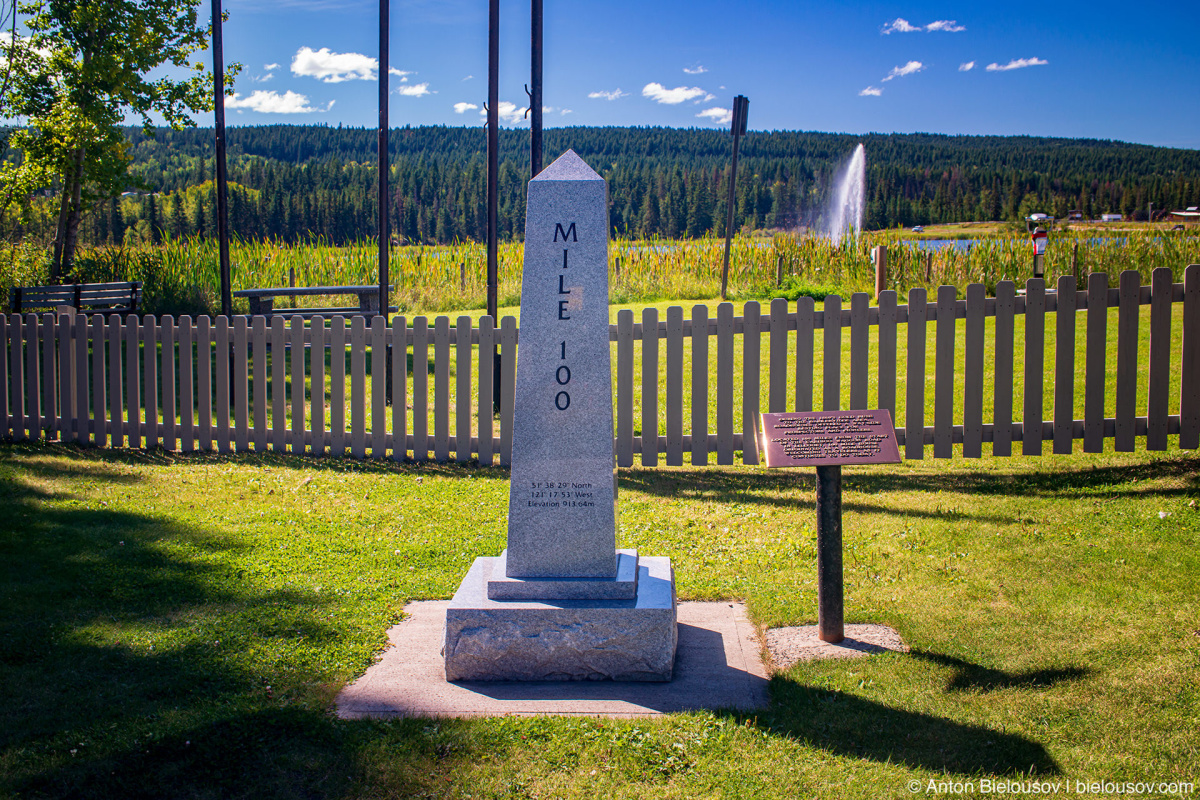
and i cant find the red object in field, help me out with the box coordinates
[1031,228,1049,256]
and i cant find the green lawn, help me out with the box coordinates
[1,441,1197,798]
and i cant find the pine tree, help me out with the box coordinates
[146,194,161,245]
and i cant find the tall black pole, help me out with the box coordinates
[211,0,231,317]
[378,0,389,321]
[486,0,499,321]
[719,131,740,301]
[529,0,543,178]
[487,0,500,411]
[815,464,844,643]
[720,95,748,302]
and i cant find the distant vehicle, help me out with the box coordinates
[1101,213,1123,222]
[911,226,924,233]
[1026,213,1052,222]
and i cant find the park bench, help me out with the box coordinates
[233,285,397,319]
[9,281,141,316]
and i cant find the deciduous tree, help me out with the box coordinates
[1,0,229,279]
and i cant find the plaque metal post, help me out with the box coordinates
[815,464,843,643]
[760,410,900,646]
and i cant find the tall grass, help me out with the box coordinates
[3,230,1197,317]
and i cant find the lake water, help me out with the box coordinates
[910,237,1143,252]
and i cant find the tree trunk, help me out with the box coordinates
[59,145,87,279]
[51,172,73,282]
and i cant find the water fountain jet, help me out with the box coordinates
[822,143,866,240]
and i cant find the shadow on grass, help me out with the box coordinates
[13,706,496,800]
[757,647,1092,775]
[10,440,512,480]
[0,452,347,797]
[1,443,512,798]
[909,650,1091,692]
[847,457,1200,499]
[620,455,1200,515]
[617,469,1018,523]
[764,674,1062,776]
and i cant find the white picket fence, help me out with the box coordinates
[2,267,1198,465]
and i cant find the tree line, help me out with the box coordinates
[8,124,1200,248]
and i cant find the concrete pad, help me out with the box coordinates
[336,600,769,719]
[765,623,908,670]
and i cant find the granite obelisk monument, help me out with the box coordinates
[444,150,678,681]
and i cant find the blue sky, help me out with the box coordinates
[213,0,1200,149]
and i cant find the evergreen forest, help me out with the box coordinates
[9,124,1200,247]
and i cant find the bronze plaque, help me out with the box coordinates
[760,410,901,467]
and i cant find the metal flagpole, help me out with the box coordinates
[529,0,543,178]
[487,0,499,321]
[211,0,231,317]
[720,95,748,301]
[378,0,389,321]
[488,0,500,410]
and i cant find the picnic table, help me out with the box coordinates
[232,285,397,318]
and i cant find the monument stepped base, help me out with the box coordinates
[444,555,677,682]
[487,548,639,601]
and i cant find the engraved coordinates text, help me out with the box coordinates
[527,480,596,509]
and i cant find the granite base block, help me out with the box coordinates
[487,549,639,601]
[445,555,677,682]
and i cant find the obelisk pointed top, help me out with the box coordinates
[531,149,603,182]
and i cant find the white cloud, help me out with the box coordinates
[250,72,275,83]
[389,68,412,77]
[881,18,920,34]
[883,17,965,33]
[642,82,711,104]
[264,62,280,70]
[453,102,478,114]
[499,101,527,124]
[478,101,527,125]
[859,86,883,97]
[987,57,1049,72]
[291,46,378,82]
[697,106,732,125]
[588,88,628,100]
[395,82,432,97]
[959,61,976,71]
[560,109,573,115]
[462,75,474,81]
[882,61,924,81]
[683,65,707,75]
[225,90,329,114]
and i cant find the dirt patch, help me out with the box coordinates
[765,623,908,671]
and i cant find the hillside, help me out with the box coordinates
[16,125,1200,246]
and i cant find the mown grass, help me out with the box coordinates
[0,440,1197,799]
